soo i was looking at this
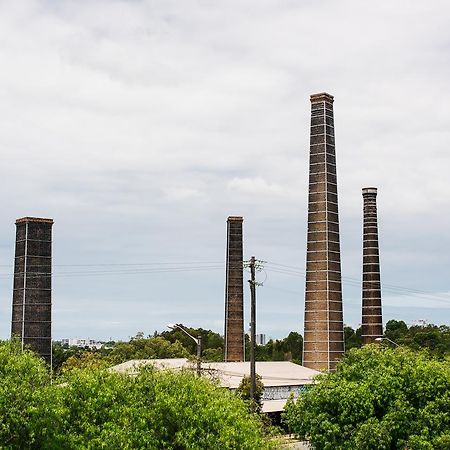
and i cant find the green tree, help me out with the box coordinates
[344,325,362,350]
[109,336,189,364]
[160,325,224,357]
[57,367,274,449]
[61,351,109,372]
[202,347,223,362]
[52,341,84,372]
[383,321,450,358]
[385,319,408,343]
[282,331,303,363]
[132,331,145,340]
[283,345,450,449]
[0,340,62,448]
[235,374,265,414]
[252,333,303,364]
[0,340,276,449]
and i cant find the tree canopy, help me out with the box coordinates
[0,339,58,448]
[235,374,265,414]
[250,332,303,364]
[283,345,450,450]
[57,367,272,449]
[108,335,190,364]
[0,340,275,449]
[385,320,450,358]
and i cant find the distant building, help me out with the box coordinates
[255,333,266,346]
[61,338,103,350]
[110,359,320,413]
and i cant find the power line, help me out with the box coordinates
[0,260,224,269]
[0,256,448,305]
[264,261,450,304]
[0,261,248,279]
[0,264,225,280]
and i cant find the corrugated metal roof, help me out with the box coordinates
[109,359,320,413]
[110,359,319,386]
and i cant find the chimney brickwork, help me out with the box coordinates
[224,216,244,362]
[11,217,53,363]
[361,187,383,344]
[303,93,345,371]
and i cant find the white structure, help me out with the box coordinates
[110,359,319,412]
[255,333,266,346]
[61,338,103,350]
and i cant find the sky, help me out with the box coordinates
[0,0,449,341]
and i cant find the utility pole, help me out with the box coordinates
[244,256,264,412]
[249,256,257,411]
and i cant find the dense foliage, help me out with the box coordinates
[343,320,450,357]
[344,325,362,350]
[283,345,450,450]
[0,341,274,449]
[53,327,305,372]
[235,374,265,413]
[108,335,190,364]
[57,367,272,449]
[385,320,450,358]
[52,326,224,372]
[0,340,59,448]
[52,321,450,373]
[252,332,303,364]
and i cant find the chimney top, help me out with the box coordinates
[362,187,377,196]
[15,217,54,225]
[310,92,334,103]
[227,216,243,222]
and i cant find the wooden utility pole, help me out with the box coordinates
[249,256,256,410]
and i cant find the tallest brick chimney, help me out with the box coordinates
[303,93,344,371]
[224,216,244,362]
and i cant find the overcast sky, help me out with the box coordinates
[1,0,449,341]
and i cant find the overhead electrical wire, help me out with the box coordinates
[0,262,225,280]
[0,258,448,305]
[264,261,450,304]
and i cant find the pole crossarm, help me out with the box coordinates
[243,259,266,270]
[244,259,266,286]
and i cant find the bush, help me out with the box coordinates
[283,345,450,450]
[56,367,272,449]
[0,340,62,448]
[0,340,274,449]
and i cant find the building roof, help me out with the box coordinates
[202,361,319,388]
[111,358,189,374]
[110,359,319,387]
[109,359,320,412]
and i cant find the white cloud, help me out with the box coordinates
[383,292,450,310]
[0,0,449,339]
[227,177,284,196]
[162,186,204,202]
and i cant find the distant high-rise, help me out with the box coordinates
[361,187,383,344]
[11,217,53,363]
[255,333,266,346]
[224,216,244,362]
[303,93,344,371]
